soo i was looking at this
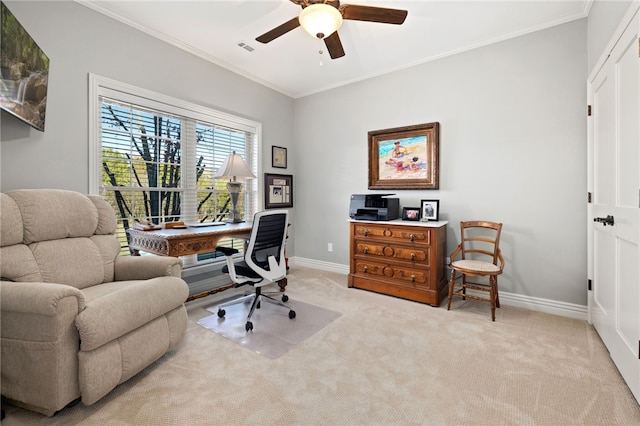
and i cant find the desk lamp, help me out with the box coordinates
[213,151,256,223]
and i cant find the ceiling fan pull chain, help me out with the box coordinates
[318,39,324,66]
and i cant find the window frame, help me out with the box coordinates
[88,74,262,265]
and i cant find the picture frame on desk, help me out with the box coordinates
[402,207,421,221]
[421,199,439,221]
[264,173,293,209]
[368,122,440,190]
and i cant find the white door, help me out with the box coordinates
[588,8,640,403]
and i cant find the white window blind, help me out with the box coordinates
[89,74,261,261]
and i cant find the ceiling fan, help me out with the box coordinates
[255,0,408,59]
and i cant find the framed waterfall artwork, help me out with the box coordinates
[0,2,50,131]
[368,122,440,190]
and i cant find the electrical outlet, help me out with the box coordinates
[328,243,333,252]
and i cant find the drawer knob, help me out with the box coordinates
[363,246,369,254]
[363,265,368,273]
[409,233,415,241]
[363,229,369,237]
[411,275,416,282]
[410,253,415,261]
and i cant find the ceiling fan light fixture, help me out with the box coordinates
[299,3,343,40]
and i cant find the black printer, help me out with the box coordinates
[349,194,400,221]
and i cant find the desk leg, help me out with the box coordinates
[277,278,287,292]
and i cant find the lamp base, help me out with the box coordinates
[226,181,243,223]
[226,218,245,224]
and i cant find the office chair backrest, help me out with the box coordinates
[245,210,289,282]
[459,221,503,265]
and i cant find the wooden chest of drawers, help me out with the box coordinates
[348,220,448,306]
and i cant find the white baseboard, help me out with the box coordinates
[289,256,350,275]
[289,256,588,321]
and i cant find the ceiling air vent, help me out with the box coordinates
[237,41,255,52]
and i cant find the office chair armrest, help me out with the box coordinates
[216,246,239,256]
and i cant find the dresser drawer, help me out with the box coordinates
[352,223,431,245]
[354,241,429,263]
[353,258,431,287]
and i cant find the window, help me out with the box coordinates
[89,74,261,264]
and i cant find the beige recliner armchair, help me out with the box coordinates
[0,189,189,416]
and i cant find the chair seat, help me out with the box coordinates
[451,259,500,273]
[222,261,262,279]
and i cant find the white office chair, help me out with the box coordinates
[216,210,295,331]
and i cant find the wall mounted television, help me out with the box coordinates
[0,1,49,132]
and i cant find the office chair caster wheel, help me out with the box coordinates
[217,309,226,318]
[245,321,253,332]
[282,295,289,302]
[289,310,296,319]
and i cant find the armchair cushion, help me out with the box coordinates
[77,278,188,351]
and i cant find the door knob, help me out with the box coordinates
[593,215,615,226]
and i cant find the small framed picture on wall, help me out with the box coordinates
[272,146,287,169]
[420,200,439,221]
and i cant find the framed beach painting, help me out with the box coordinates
[368,122,440,190]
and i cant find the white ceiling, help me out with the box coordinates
[78,0,592,98]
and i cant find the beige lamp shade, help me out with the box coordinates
[213,151,256,180]
[213,151,255,223]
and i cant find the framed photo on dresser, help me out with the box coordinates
[402,207,421,221]
[420,200,439,221]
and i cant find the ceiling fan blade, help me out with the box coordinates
[256,17,300,44]
[339,4,408,25]
[324,32,345,59]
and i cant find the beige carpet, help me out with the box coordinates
[196,294,342,359]
[2,267,640,425]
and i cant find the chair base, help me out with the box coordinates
[447,273,500,321]
[217,286,295,331]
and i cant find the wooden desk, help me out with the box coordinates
[127,222,287,301]
[127,222,252,257]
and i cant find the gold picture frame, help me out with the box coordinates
[368,122,440,190]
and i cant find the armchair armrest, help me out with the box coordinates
[449,245,462,264]
[114,255,183,281]
[1,280,85,340]
[1,280,85,315]
[497,249,505,273]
